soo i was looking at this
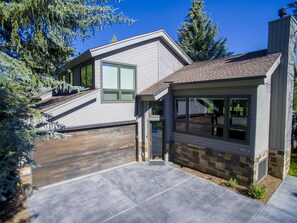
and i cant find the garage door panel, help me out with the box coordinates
[32,125,136,187]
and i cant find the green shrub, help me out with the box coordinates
[227,178,238,188]
[248,184,267,199]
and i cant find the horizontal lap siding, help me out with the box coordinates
[33,125,136,187]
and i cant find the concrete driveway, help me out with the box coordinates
[251,175,297,223]
[28,162,264,223]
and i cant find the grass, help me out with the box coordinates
[288,153,297,177]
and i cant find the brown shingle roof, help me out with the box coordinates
[35,89,96,112]
[139,50,281,96]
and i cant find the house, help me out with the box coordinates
[33,16,297,187]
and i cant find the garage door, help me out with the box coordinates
[32,124,136,187]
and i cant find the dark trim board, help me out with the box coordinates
[57,120,137,132]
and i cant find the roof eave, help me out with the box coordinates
[64,30,192,71]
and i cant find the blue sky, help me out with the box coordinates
[73,0,293,55]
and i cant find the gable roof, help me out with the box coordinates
[63,30,192,70]
[139,50,282,96]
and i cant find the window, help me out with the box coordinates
[102,63,136,101]
[80,64,93,88]
[175,98,187,132]
[61,74,66,82]
[174,96,249,143]
[68,71,73,85]
[188,98,225,137]
[228,98,248,141]
[150,100,163,116]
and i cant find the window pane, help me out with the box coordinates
[229,128,246,141]
[62,75,66,82]
[189,98,225,125]
[120,66,135,90]
[69,72,73,85]
[229,98,248,128]
[80,68,86,87]
[189,123,223,137]
[175,98,186,121]
[103,92,119,101]
[175,121,186,132]
[86,65,93,87]
[102,64,118,89]
[121,92,134,101]
[150,100,163,116]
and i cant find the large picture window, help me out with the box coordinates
[174,96,249,143]
[102,63,136,101]
[188,97,225,137]
[80,64,93,88]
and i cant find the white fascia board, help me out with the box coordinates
[154,88,169,101]
[265,54,281,79]
[90,30,192,65]
[44,89,100,117]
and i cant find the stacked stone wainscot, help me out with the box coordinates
[171,141,268,186]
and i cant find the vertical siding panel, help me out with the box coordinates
[268,17,297,150]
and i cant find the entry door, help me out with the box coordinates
[150,121,164,160]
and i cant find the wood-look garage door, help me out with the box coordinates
[33,124,136,187]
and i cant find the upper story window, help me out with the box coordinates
[174,96,249,143]
[102,62,136,101]
[80,64,93,88]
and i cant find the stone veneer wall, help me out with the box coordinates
[171,141,268,186]
[268,148,291,179]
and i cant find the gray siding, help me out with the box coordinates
[254,75,272,157]
[159,41,184,80]
[94,39,159,93]
[45,38,186,133]
[171,84,258,158]
[163,91,173,142]
[72,66,80,86]
[268,16,297,150]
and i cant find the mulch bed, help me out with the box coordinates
[171,163,282,204]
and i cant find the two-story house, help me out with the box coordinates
[33,16,297,188]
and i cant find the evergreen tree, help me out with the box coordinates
[110,34,117,43]
[178,0,231,61]
[0,0,133,201]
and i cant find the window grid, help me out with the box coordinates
[174,96,250,144]
[102,63,136,102]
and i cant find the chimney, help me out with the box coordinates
[268,16,297,179]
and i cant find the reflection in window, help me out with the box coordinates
[188,98,225,137]
[175,98,186,132]
[150,100,163,116]
[174,96,249,143]
[229,98,248,141]
[80,64,93,88]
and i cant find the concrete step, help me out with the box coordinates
[149,160,165,166]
